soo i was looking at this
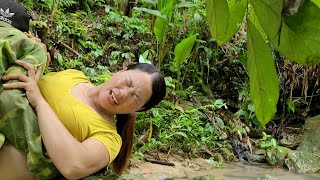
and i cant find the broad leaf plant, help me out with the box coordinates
[206,0,320,126]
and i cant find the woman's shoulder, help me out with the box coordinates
[41,69,89,81]
[39,69,90,92]
[47,69,85,76]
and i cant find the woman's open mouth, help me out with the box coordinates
[109,90,119,105]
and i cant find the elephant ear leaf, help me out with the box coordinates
[247,19,279,126]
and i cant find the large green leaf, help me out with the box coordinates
[272,1,320,64]
[154,0,174,46]
[249,6,267,41]
[206,0,247,45]
[247,20,279,126]
[222,0,247,43]
[250,0,283,41]
[206,0,229,45]
[174,35,197,67]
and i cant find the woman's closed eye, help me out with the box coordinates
[133,92,142,104]
[126,76,133,87]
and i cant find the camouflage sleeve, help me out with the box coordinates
[0,28,47,76]
[0,28,59,179]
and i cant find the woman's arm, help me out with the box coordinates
[35,100,109,179]
[2,61,109,179]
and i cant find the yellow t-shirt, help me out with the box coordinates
[38,69,122,164]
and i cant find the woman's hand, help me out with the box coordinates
[2,60,45,108]
[24,32,51,68]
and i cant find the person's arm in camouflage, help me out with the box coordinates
[0,26,47,76]
[0,23,47,149]
[0,24,58,179]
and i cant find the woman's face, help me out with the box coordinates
[98,69,153,114]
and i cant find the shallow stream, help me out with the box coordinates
[129,159,320,180]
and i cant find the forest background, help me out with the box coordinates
[18,0,320,172]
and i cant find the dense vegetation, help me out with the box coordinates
[20,0,320,172]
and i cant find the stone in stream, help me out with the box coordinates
[188,174,219,180]
[284,115,320,173]
[279,134,302,149]
[117,174,145,180]
[143,172,174,180]
[255,174,278,180]
[266,146,291,167]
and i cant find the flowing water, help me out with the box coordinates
[130,158,320,180]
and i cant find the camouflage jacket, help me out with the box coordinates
[0,21,59,179]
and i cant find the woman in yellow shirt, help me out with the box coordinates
[2,60,166,179]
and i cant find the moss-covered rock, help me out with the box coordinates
[285,150,320,173]
[188,174,219,180]
[266,146,291,167]
[284,115,320,173]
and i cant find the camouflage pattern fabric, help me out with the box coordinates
[0,21,59,179]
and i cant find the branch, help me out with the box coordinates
[59,42,81,57]
[143,157,175,166]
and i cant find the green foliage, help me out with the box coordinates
[247,19,279,126]
[235,88,262,127]
[312,0,320,7]
[99,11,153,65]
[154,0,174,45]
[174,35,197,67]
[286,98,308,114]
[134,100,222,156]
[206,0,247,45]
[206,0,320,126]
[258,132,283,166]
[252,0,320,64]
[206,0,229,45]
[172,34,197,90]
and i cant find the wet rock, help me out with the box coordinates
[285,150,320,173]
[220,148,235,161]
[83,174,118,180]
[255,174,278,180]
[117,174,145,180]
[188,174,219,180]
[144,172,174,180]
[247,153,266,163]
[296,115,320,153]
[283,115,320,173]
[213,153,224,163]
[279,134,301,149]
[266,146,291,167]
[255,149,266,155]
